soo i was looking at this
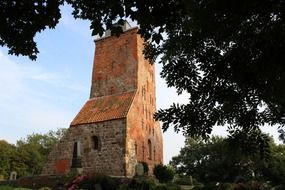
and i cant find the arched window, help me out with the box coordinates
[92,136,100,150]
[148,139,152,160]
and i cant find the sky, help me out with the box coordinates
[0,5,188,164]
[0,5,281,164]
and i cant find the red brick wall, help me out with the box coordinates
[90,29,138,98]
[126,30,163,174]
[42,28,163,177]
[91,28,163,174]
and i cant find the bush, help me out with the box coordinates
[192,185,204,190]
[141,162,149,174]
[174,176,193,185]
[118,184,130,190]
[273,184,285,190]
[220,183,233,190]
[63,168,79,183]
[154,184,181,190]
[128,176,156,190]
[202,183,219,190]
[191,183,233,190]
[153,165,174,183]
[38,187,52,190]
[155,185,168,190]
[66,175,88,190]
[0,186,15,190]
[233,183,248,190]
[78,175,117,190]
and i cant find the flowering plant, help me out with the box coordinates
[66,175,88,190]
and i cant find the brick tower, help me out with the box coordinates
[42,25,163,177]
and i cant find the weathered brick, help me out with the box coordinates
[42,27,163,177]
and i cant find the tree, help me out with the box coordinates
[278,129,285,143]
[14,128,66,176]
[0,129,66,178]
[0,0,64,60]
[261,141,285,185]
[152,0,285,154]
[170,136,285,184]
[0,140,15,178]
[1,1,285,152]
[153,164,174,183]
[170,136,247,183]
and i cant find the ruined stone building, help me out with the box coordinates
[42,24,163,177]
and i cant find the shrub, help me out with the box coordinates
[117,184,130,190]
[63,168,79,183]
[202,183,218,190]
[78,175,117,190]
[154,184,181,190]
[272,184,285,190]
[128,176,156,190]
[153,164,174,183]
[0,186,15,190]
[220,183,233,190]
[233,183,248,190]
[174,176,193,185]
[192,185,204,190]
[141,162,149,174]
[155,185,168,190]
[38,187,52,190]
[66,175,88,190]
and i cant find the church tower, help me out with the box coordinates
[42,24,163,177]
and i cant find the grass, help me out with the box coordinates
[0,185,31,190]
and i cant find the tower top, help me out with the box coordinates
[95,21,134,41]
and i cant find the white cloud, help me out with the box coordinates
[0,50,80,144]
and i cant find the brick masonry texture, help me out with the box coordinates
[42,27,163,177]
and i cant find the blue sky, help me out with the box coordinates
[0,5,281,164]
[0,5,188,164]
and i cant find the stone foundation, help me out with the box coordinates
[42,119,127,176]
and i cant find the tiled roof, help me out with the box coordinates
[71,91,135,126]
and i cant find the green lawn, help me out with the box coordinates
[0,186,31,190]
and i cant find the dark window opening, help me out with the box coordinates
[110,86,115,94]
[142,144,145,160]
[148,139,152,160]
[135,142,138,155]
[92,136,100,150]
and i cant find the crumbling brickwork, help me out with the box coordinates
[42,27,163,177]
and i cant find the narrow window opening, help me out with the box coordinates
[71,141,82,168]
[142,144,145,160]
[111,61,116,72]
[148,139,152,160]
[92,136,100,150]
[135,142,138,155]
[110,86,115,94]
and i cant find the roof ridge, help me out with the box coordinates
[88,90,137,101]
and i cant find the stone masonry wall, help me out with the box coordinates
[43,27,163,177]
[42,119,127,176]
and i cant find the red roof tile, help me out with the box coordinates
[70,91,135,126]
